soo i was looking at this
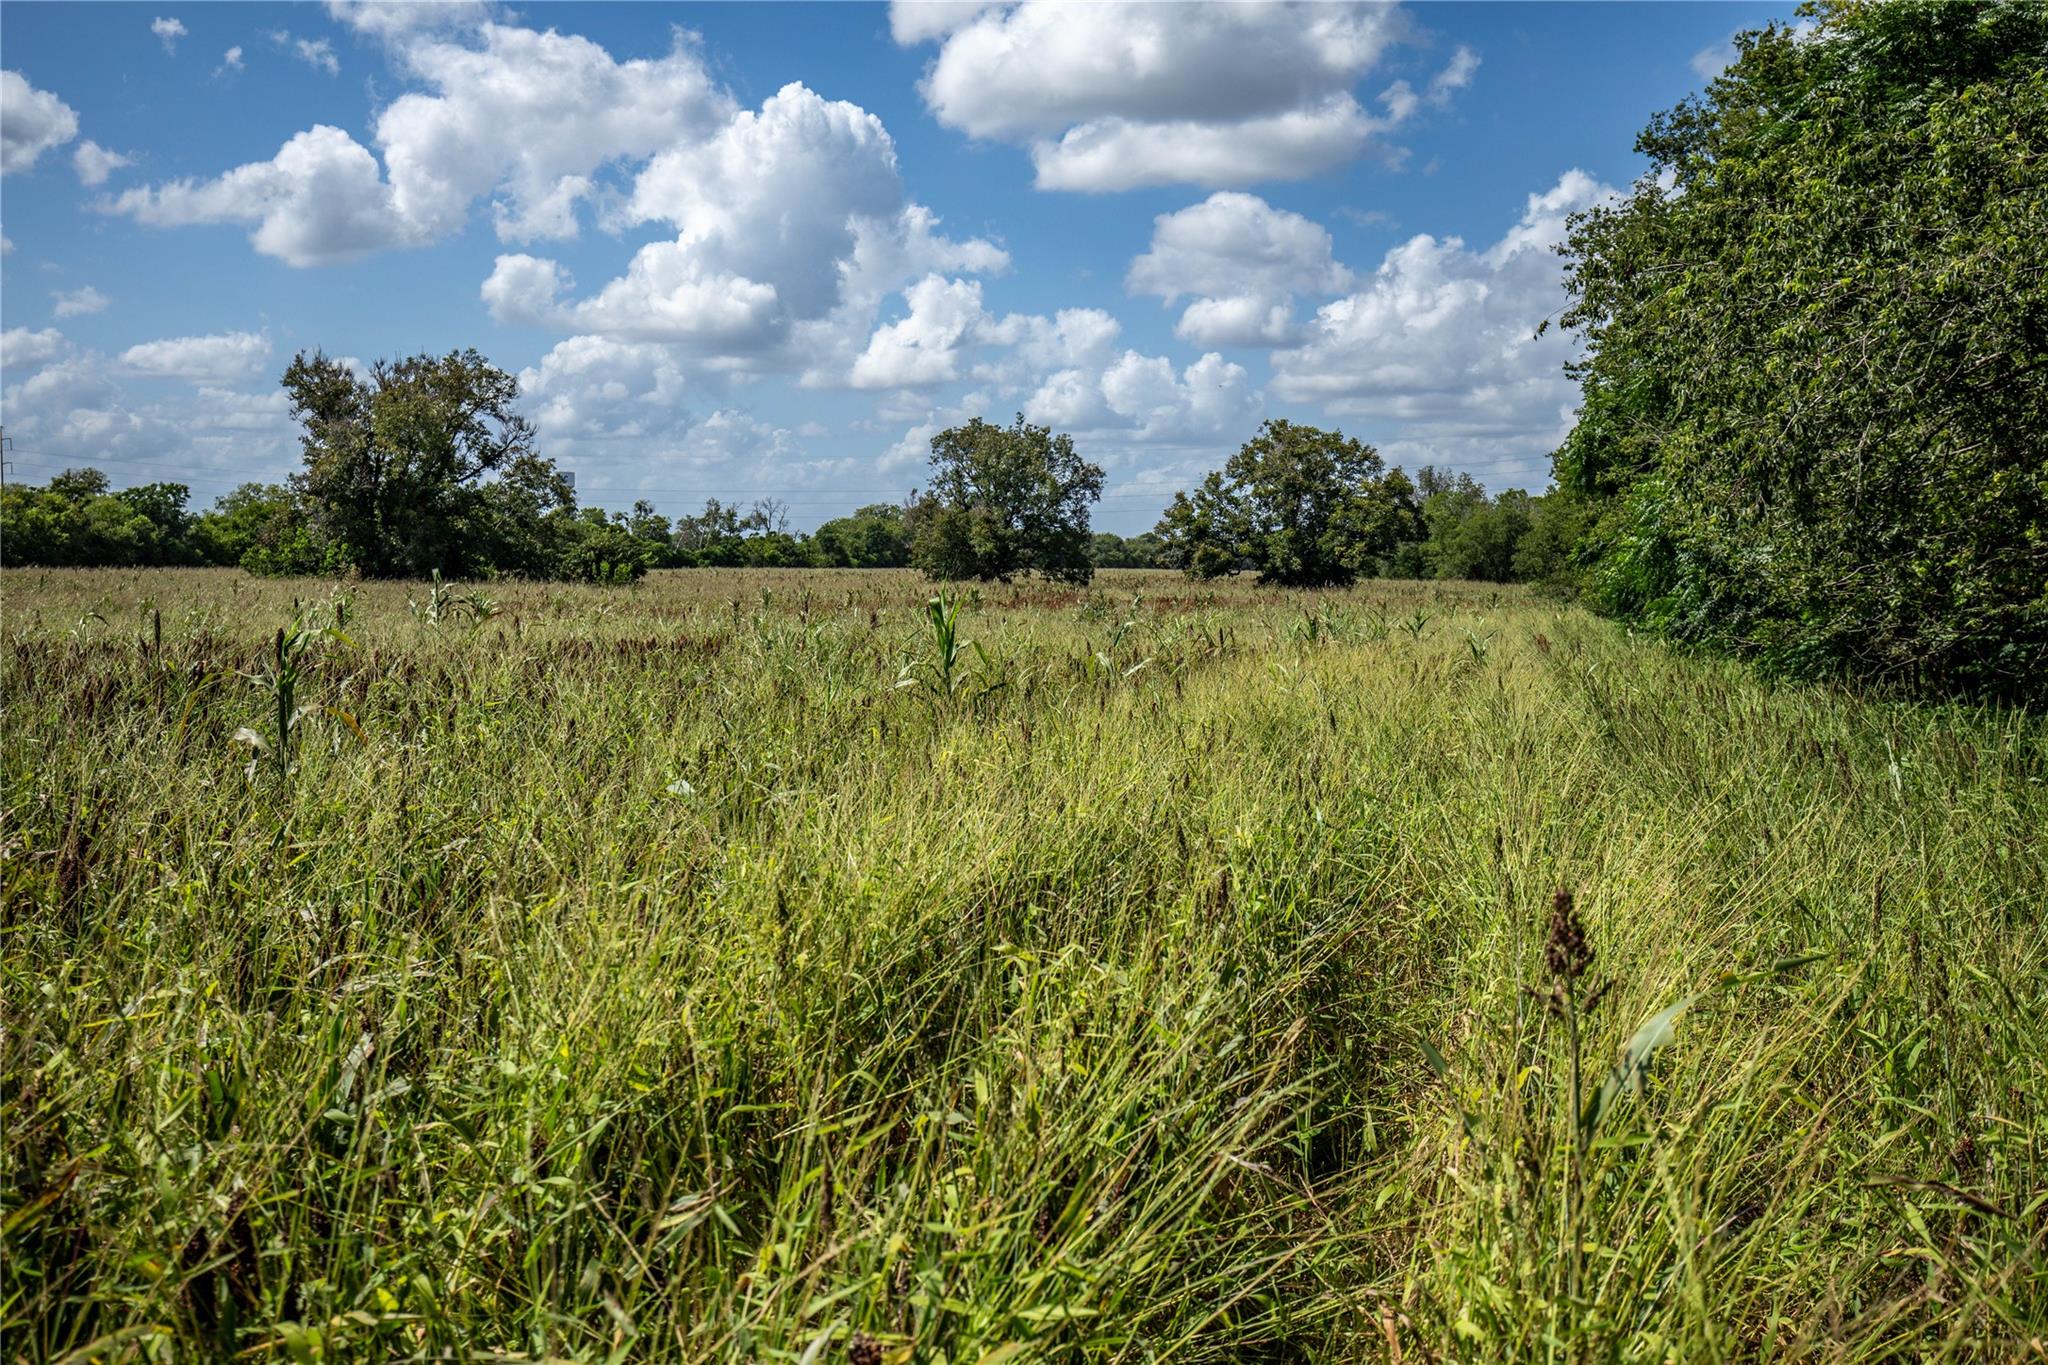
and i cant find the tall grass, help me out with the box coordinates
[3,567,2042,1361]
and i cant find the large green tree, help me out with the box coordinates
[282,349,542,579]
[908,416,1104,583]
[1157,420,1409,587]
[1556,0,2048,698]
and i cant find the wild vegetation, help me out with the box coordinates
[1555,1,2047,701]
[5,565,2042,1361]
[5,7,2045,1360]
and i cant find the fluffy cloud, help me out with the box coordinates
[512,335,824,495]
[52,286,109,318]
[3,326,71,373]
[1430,45,1481,102]
[379,22,731,242]
[1128,192,1352,346]
[108,21,733,260]
[842,273,1123,395]
[895,2,1471,191]
[219,45,245,73]
[152,17,187,54]
[1378,43,1479,123]
[2,327,293,482]
[888,2,997,44]
[684,409,805,468]
[106,125,414,266]
[119,330,270,382]
[517,335,689,447]
[325,1,491,38]
[1002,348,1258,442]
[7,346,120,415]
[622,83,898,314]
[495,84,1004,374]
[274,33,341,76]
[850,275,990,389]
[1270,169,1617,481]
[1097,350,1257,439]
[73,140,132,186]
[975,306,1121,382]
[1691,33,1739,81]
[2,71,79,174]
[1034,99,1391,193]
[104,18,1002,384]
[907,3,1404,139]
[192,385,291,432]
[483,248,782,349]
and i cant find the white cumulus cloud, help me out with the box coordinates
[73,140,132,186]
[888,2,996,44]
[2,327,293,482]
[517,335,689,448]
[1128,192,1352,347]
[378,21,733,242]
[2,71,79,174]
[120,330,271,382]
[1098,350,1258,439]
[104,125,414,266]
[894,2,1471,191]
[3,326,72,373]
[108,21,733,261]
[1271,169,1619,483]
[325,1,491,39]
[52,286,110,318]
[845,278,1125,395]
[152,17,187,54]
[850,275,990,390]
[278,34,341,76]
[496,83,1005,374]
[102,16,1006,387]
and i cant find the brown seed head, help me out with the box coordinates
[1545,889,1593,983]
[847,1331,883,1365]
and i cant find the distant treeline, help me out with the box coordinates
[2,339,1569,587]
[0,459,1568,586]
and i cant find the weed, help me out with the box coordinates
[895,590,1006,711]
[233,600,358,778]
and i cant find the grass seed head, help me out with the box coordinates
[1544,888,1593,985]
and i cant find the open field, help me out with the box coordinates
[4,566,2044,1361]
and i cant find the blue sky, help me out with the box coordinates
[1,0,1792,533]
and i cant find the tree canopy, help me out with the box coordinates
[284,349,540,579]
[1157,421,1414,586]
[1555,0,2048,699]
[908,415,1105,583]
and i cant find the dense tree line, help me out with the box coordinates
[4,350,1560,591]
[1554,0,2047,700]
[0,364,1136,583]
[1152,419,1579,588]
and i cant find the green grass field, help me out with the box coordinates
[4,567,2043,1362]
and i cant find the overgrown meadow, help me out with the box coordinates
[3,567,2043,1362]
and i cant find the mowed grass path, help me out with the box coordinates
[3,567,2043,1362]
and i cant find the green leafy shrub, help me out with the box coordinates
[1556,0,2048,700]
